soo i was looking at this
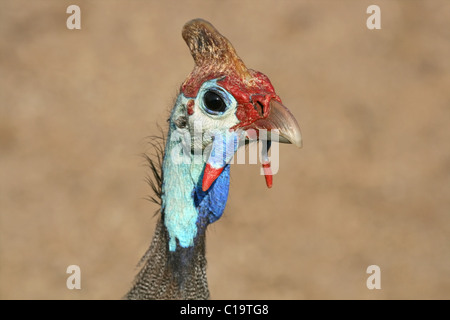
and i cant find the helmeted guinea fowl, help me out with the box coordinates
[126,18,302,300]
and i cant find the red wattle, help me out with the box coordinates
[202,163,224,191]
[262,162,273,188]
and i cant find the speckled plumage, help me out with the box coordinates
[126,218,209,299]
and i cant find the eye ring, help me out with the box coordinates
[203,90,227,114]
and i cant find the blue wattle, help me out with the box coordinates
[194,164,230,228]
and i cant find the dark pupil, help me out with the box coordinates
[204,91,226,112]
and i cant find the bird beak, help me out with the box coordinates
[241,99,302,188]
[244,99,302,148]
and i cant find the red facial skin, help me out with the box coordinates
[181,69,282,129]
[187,99,195,115]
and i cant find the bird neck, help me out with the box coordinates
[126,98,232,299]
[126,217,210,299]
[159,104,231,294]
[126,131,229,299]
[161,101,231,254]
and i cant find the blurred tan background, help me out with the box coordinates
[1,0,449,299]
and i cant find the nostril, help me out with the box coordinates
[254,101,264,117]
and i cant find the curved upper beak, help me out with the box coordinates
[244,100,302,147]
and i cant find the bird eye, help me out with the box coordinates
[203,91,227,114]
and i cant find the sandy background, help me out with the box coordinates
[1,0,449,299]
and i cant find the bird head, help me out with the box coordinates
[162,19,301,252]
[170,19,302,190]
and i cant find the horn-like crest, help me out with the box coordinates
[181,19,251,97]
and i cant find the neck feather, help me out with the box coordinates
[125,218,209,299]
[126,109,231,299]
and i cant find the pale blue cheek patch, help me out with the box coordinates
[207,130,241,169]
[162,136,199,252]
